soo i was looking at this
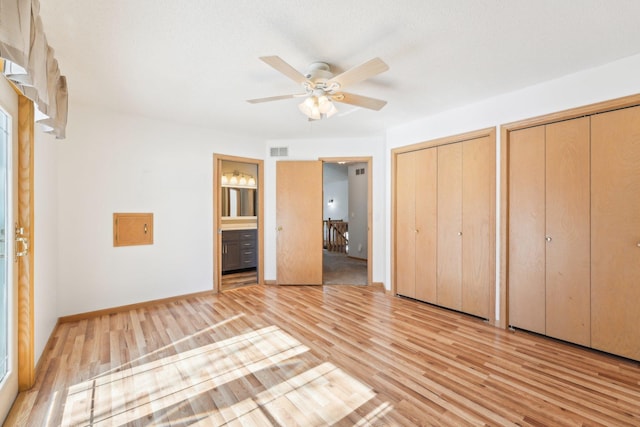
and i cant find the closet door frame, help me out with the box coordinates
[391,127,497,324]
[500,93,640,329]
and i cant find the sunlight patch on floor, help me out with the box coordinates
[58,322,393,426]
[62,325,306,425]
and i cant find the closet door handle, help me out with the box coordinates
[546,236,552,242]
[457,232,462,236]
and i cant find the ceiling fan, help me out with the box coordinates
[247,56,389,120]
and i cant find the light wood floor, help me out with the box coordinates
[6,285,640,426]
[221,270,258,291]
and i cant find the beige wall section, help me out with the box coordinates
[32,126,58,371]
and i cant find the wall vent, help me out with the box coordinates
[270,146,289,157]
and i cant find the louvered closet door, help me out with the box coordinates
[591,105,640,360]
[545,117,591,346]
[396,151,417,298]
[462,136,495,319]
[508,126,546,333]
[437,143,463,310]
[414,148,438,303]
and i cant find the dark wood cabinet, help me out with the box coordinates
[222,229,257,273]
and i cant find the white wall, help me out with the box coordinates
[56,103,264,316]
[347,162,368,259]
[264,137,385,283]
[385,52,640,318]
[34,128,59,363]
[323,163,348,221]
[49,53,640,318]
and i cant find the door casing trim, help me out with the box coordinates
[212,154,264,292]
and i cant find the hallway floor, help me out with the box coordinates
[323,250,368,285]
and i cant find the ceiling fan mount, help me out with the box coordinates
[247,56,389,120]
[304,62,331,79]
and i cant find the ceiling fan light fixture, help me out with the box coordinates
[299,94,338,120]
[298,96,321,120]
[325,101,338,118]
[317,95,332,114]
[248,56,388,118]
[303,96,316,108]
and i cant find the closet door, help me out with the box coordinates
[508,126,546,333]
[545,117,591,346]
[437,143,463,310]
[591,106,640,361]
[396,151,417,298]
[462,136,495,319]
[415,148,438,303]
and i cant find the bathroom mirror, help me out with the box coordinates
[221,187,256,217]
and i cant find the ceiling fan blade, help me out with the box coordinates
[333,92,387,111]
[247,93,306,104]
[259,56,308,84]
[327,57,389,89]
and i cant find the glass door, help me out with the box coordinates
[0,110,6,384]
[0,76,18,424]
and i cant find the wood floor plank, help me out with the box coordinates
[6,284,640,426]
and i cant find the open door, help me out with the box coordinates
[276,160,323,285]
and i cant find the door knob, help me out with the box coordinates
[457,232,462,236]
[15,223,28,261]
[277,226,283,231]
[545,236,552,242]
[637,242,640,247]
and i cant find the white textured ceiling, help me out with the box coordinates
[39,0,640,140]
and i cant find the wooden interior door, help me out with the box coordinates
[395,151,416,297]
[591,106,640,360]
[508,126,546,333]
[414,148,438,303]
[276,161,323,285]
[437,143,462,310]
[545,117,591,346]
[462,136,495,319]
